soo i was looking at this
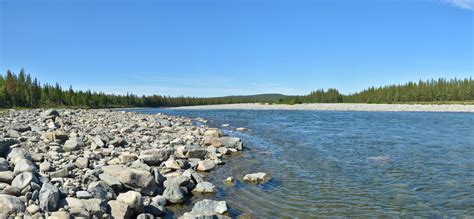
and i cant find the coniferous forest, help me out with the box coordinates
[0,68,473,108]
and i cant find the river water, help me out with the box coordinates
[128,108,474,218]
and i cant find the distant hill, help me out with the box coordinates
[217,93,286,102]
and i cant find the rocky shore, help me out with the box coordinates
[171,103,474,112]
[0,109,245,218]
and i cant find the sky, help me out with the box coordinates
[0,0,472,97]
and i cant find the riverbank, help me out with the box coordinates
[171,103,474,112]
[0,109,243,218]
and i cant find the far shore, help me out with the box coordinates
[170,103,474,113]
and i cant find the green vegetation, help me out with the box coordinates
[0,68,473,109]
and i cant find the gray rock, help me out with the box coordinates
[108,200,132,219]
[11,172,35,190]
[137,213,155,219]
[75,157,89,169]
[87,181,116,200]
[192,199,228,214]
[76,190,93,199]
[49,168,69,178]
[109,137,127,147]
[102,165,157,195]
[8,148,30,165]
[163,185,185,204]
[0,171,14,183]
[116,191,143,210]
[0,158,9,171]
[219,137,243,151]
[39,182,60,211]
[13,158,36,175]
[192,182,216,193]
[139,148,174,166]
[63,137,84,152]
[60,197,107,216]
[39,161,52,172]
[99,173,123,192]
[0,194,25,215]
[178,145,208,159]
[93,135,105,147]
[26,204,40,214]
[197,160,216,172]
[11,124,31,132]
[0,138,19,157]
[42,109,60,117]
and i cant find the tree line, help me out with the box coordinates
[0,68,473,108]
[0,69,264,108]
[278,78,474,104]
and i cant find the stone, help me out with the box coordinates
[43,131,69,143]
[178,145,208,159]
[49,211,71,219]
[1,185,21,196]
[75,157,89,169]
[139,148,174,166]
[8,148,30,165]
[63,137,84,152]
[180,212,230,219]
[0,171,14,183]
[109,137,127,147]
[26,204,40,214]
[0,194,26,215]
[243,172,270,183]
[236,127,248,132]
[87,181,116,200]
[60,197,107,216]
[192,182,216,193]
[0,138,19,157]
[192,199,228,214]
[137,213,155,219]
[163,175,192,189]
[116,191,143,210]
[39,182,60,211]
[203,129,222,138]
[13,158,36,175]
[197,160,216,172]
[224,177,235,184]
[108,200,132,219]
[42,109,60,117]
[102,165,157,195]
[76,190,93,199]
[99,173,123,192]
[164,159,181,170]
[39,161,52,172]
[219,137,243,151]
[49,168,69,178]
[93,135,105,147]
[11,172,34,190]
[163,185,185,204]
[0,158,9,171]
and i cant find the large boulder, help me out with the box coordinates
[177,145,208,159]
[192,182,216,193]
[60,197,107,216]
[139,149,174,166]
[0,138,19,157]
[116,191,144,212]
[87,181,116,200]
[197,160,216,172]
[0,194,25,215]
[102,165,157,195]
[180,199,229,219]
[11,172,35,190]
[63,137,84,152]
[39,183,60,211]
[162,185,185,204]
[219,137,243,151]
[13,158,36,175]
[108,200,133,219]
[203,129,222,138]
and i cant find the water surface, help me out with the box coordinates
[129,109,474,217]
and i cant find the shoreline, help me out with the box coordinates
[170,103,474,113]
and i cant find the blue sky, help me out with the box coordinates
[0,0,472,97]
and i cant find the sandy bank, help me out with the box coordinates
[171,103,474,112]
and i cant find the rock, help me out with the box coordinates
[11,172,34,190]
[76,190,93,199]
[99,173,123,192]
[63,137,84,152]
[0,194,26,215]
[43,131,69,142]
[197,160,216,172]
[163,185,185,204]
[42,109,60,117]
[0,138,20,157]
[221,124,230,127]
[224,177,235,184]
[0,171,14,183]
[75,157,89,169]
[109,137,127,147]
[39,182,60,211]
[180,212,230,219]
[26,204,40,214]
[137,213,155,219]
[48,211,71,219]
[204,138,223,148]
[0,158,9,171]
[203,129,222,138]
[163,175,192,189]
[219,137,243,151]
[102,165,157,195]
[164,159,181,170]
[13,158,36,175]
[49,168,69,178]
[109,200,132,219]
[93,135,105,147]
[8,148,30,165]
[243,172,270,183]
[87,181,116,200]
[236,127,248,132]
[60,197,107,216]
[192,182,216,193]
[116,191,143,210]
[11,124,31,132]
[139,148,174,166]
[177,145,208,159]
[39,161,52,172]
[2,185,21,196]
[193,199,227,214]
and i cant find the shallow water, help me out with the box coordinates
[129,109,474,218]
